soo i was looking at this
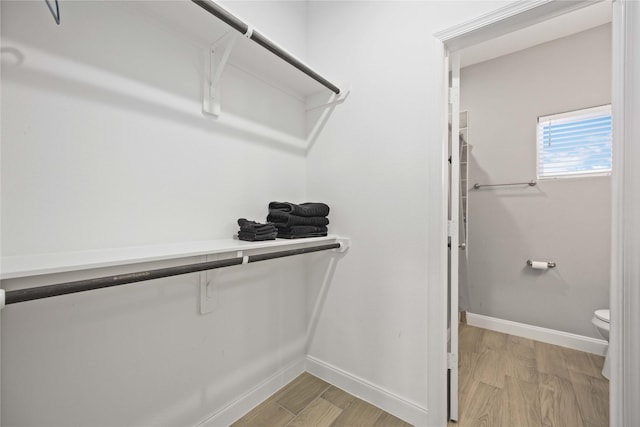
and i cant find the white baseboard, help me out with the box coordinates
[466,312,608,356]
[196,358,305,427]
[305,355,428,426]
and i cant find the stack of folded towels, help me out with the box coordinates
[237,218,277,241]
[267,201,330,239]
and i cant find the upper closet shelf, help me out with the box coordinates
[131,0,343,100]
[0,235,349,281]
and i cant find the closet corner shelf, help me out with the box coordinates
[0,235,349,281]
[129,0,341,99]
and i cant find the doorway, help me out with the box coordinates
[437,1,619,424]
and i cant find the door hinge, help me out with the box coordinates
[447,220,458,237]
[447,352,458,369]
[448,87,459,104]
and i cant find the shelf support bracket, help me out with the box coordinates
[199,254,217,314]
[305,87,351,150]
[203,31,238,117]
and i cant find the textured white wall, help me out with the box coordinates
[461,24,612,337]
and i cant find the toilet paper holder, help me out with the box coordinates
[527,259,556,268]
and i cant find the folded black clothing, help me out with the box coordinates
[238,231,277,241]
[268,202,330,218]
[277,225,328,235]
[240,229,277,238]
[267,212,329,227]
[237,218,276,233]
[238,221,276,231]
[277,232,328,239]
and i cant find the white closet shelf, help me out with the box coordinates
[0,235,348,280]
[129,1,340,99]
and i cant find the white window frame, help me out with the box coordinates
[536,104,612,179]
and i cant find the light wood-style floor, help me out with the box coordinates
[232,372,412,427]
[450,323,609,427]
[233,324,608,427]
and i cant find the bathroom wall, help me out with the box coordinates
[461,24,612,338]
[1,1,311,425]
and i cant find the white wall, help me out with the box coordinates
[1,1,311,425]
[1,0,308,255]
[0,0,524,426]
[461,24,611,338]
[304,1,513,424]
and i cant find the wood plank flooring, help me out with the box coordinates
[232,372,413,427]
[233,324,608,426]
[450,323,609,427]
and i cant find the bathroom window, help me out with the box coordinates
[537,105,612,178]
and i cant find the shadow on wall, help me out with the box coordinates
[0,0,310,155]
[0,51,306,156]
[305,250,348,353]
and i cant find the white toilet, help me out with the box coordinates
[592,308,610,379]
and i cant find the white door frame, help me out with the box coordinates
[447,53,461,422]
[610,1,640,425]
[432,1,639,425]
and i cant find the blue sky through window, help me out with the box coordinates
[537,106,612,178]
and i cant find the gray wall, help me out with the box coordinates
[461,24,611,338]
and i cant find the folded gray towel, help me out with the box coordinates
[278,225,328,235]
[277,232,328,239]
[238,231,277,241]
[268,202,330,218]
[237,218,277,233]
[267,212,329,227]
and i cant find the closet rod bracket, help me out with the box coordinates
[335,238,351,253]
[305,87,351,112]
[203,31,238,117]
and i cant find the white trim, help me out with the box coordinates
[423,41,450,427]
[305,356,428,426]
[434,0,603,52]
[609,1,625,424]
[195,358,305,427]
[466,313,608,356]
[448,52,461,422]
[611,1,640,425]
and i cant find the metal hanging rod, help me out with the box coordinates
[191,0,341,95]
[3,242,342,306]
[473,180,536,189]
[45,0,61,25]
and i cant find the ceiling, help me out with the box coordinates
[459,1,612,68]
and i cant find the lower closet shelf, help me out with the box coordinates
[0,235,348,280]
[0,235,349,307]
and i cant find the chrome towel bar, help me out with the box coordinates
[474,180,536,189]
